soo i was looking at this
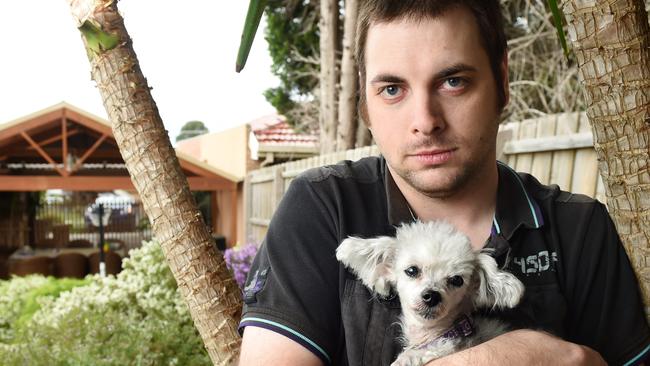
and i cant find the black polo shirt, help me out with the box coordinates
[239,156,650,365]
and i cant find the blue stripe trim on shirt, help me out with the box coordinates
[492,216,502,235]
[623,343,650,366]
[499,162,542,228]
[239,317,331,363]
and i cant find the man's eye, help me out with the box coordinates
[380,85,403,98]
[444,77,464,89]
[404,266,420,278]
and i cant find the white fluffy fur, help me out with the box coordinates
[336,221,524,366]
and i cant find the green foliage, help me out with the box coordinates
[13,277,89,330]
[546,0,569,57]
[176,120,209,142]
[79,20,120,57]
[0,241,211,366]
[237,0,269,72]
[264,0,320,125]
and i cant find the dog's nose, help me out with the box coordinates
[421,290,441,307]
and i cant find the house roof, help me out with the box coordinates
[250,115,318,147]
[0,102,240,190]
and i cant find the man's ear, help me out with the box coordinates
[473,252,524,309]
[336,235,397,297]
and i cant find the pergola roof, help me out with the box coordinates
[0,102,238,191]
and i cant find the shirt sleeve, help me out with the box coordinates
[564,202,650,365]
[239,176,340,364]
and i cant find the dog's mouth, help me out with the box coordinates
[416,303,443,320]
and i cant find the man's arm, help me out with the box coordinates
[239,326,324,366]
[426,330,606,366]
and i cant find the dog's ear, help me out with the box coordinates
[336,235,398,297]
[473,252,525,309]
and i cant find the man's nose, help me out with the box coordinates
[410,92,445,136]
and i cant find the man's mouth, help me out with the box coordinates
[410,148,455,165]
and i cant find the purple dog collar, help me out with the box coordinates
[414,314,475,350]
[441,314,474,340]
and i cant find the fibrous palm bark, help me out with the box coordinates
[67,1,242,364]
[560,0,650,317]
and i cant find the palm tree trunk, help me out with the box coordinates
[67,1,242,364]
[560,0,650,317]
[336,0,359,151]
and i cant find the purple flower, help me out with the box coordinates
[224,243,258,289]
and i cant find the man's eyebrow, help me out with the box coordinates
[435,63,477,79]
[369,74,405,84]
[369,64,478,85]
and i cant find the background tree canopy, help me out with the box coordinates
[263,0,320,132]
[175,120,209,142]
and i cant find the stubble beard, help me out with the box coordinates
[391,151,488,200]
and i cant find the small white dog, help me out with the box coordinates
[336,220,524,366]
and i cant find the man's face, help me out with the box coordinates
[364,6,505,198]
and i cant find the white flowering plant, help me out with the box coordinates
[0,240,211,366]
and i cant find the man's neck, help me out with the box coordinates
[389,162,499,249]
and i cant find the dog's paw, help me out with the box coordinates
[391,350,426,366]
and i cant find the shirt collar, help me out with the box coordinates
[384,159,544,241]
[493,161,544,240]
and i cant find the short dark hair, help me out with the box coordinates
[356,0,508,124]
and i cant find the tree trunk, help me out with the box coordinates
[355,117,373,148]
[67,1,242,364]
[336,0,359,151]
[319,0,339,154]
[560,0,650,317]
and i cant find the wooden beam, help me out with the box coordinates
[71,134,108,173]
[0,176,235,191]
[62,113,68,172]
[0,176,133,191]
[0,109,64,142]
[249,217,271,227]
[230,188,238,246]
[20,131,66,177]
[210,191,218,235]
[502,132,593,155]
[26,129,80,149]
[187,177,236,191]
[64,108,113,137]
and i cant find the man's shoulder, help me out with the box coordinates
[297,155,384,185]
[517,170,601,208]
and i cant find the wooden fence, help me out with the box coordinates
[244,112,600,244]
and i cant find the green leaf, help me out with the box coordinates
[236,0,268,73]
[547,0,570,57]
[79,20,120,56]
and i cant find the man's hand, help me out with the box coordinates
[424,329,607,366]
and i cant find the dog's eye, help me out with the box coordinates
[404,266,420,278]
[447,275,464,287]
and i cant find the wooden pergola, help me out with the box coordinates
[0,102,240,243]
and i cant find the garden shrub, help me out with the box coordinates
[0,241,212,366]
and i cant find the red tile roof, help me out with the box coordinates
[251,116,318,147]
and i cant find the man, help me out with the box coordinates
[238,1,650,365]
